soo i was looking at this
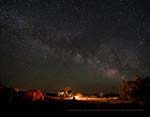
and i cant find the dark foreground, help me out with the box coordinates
[1,98,148,114]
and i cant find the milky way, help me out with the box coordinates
[0,0,150,93]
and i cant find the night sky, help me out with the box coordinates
[0,0,150,94]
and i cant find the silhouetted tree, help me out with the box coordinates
[0,86,17,104]
[119,75,150,102]
[119,80,127,100]
[138,76,150,102]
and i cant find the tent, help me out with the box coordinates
[22,89,44,102]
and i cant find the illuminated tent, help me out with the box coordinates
[22,89,44,102]
[58,87,73,97]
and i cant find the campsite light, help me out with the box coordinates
[75,96,79,100]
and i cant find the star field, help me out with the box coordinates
[0,0,150,93]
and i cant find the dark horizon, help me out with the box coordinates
[0,0,150,94]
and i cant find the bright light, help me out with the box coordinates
[75,96,79,100]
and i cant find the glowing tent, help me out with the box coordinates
[22,89,44,102]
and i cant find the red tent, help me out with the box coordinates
[23,89,44,102]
